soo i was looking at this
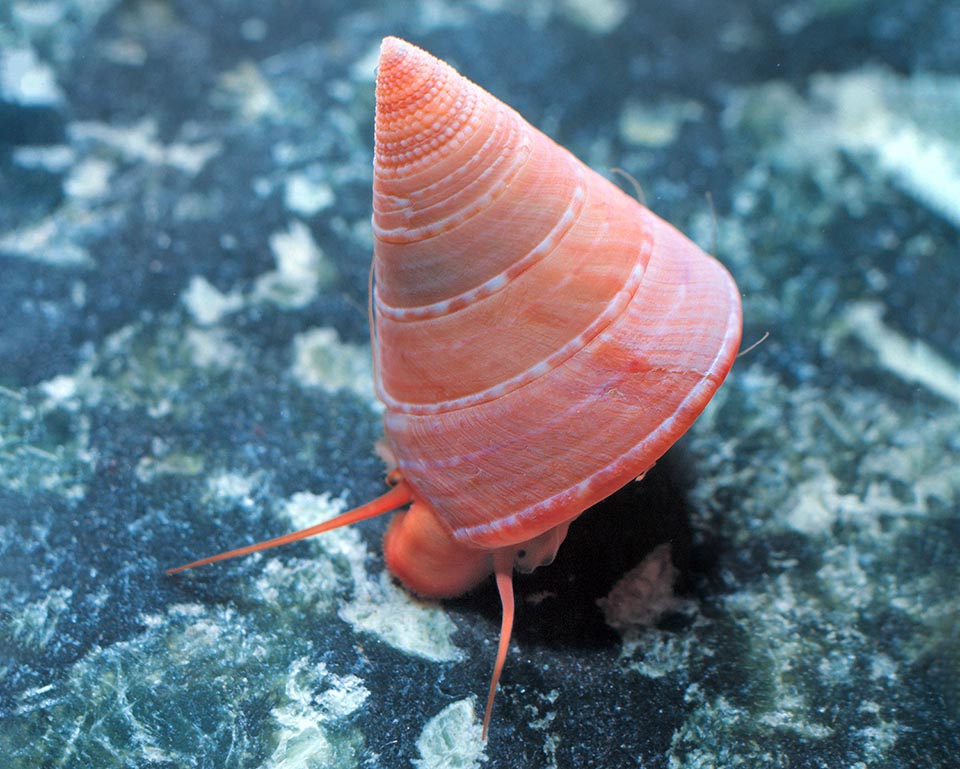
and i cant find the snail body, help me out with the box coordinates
[170,37,742,738]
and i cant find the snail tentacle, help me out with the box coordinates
[483,548,518,740]
[166,480,414,575]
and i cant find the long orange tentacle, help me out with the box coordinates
[166,481,414,575]
[482,548,516,740]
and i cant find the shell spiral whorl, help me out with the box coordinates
[372,37,742,549]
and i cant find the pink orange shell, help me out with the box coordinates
[372,38,743,550]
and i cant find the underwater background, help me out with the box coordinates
[1,0,958,767]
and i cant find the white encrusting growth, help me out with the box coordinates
[598,543,687,631]
[842,301,960,407]
[253,220,335,308]
[0,45,63,105]
[69,119,222,175]
[263,658,370,769]
[182,276,245,326]
[338,572,465,663]
[291,327,375,402]
[413,699,486,769]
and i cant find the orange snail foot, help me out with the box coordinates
[383,501,493,598]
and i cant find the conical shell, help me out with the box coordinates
[373,37,742,549]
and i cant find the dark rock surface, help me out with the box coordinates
[1,1,957,767]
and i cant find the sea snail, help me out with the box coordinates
[169,36,743,738]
